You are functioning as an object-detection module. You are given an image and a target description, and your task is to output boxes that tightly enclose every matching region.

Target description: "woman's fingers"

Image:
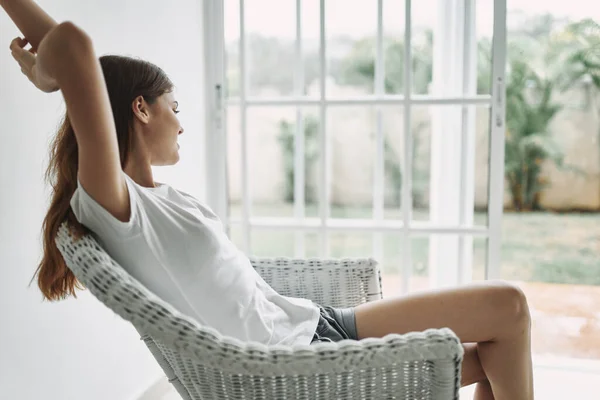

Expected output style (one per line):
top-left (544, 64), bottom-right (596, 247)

top-left (8, 36), bottom-right (57, 92)
top-left (9, 37), bottom-right (27, 51)
top-left (10, 36), bottom-right (35, 69)
top-left (11, 49), bottom-right (29, 71)
top-left (9, 37), bottom-right (33, 58)
top-left (9, 37), bottom-right (28, 61)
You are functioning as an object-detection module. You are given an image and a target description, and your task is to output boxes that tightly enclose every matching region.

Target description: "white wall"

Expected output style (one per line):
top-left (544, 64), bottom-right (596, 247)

top-left (0, 1), bottom-right (206, 399)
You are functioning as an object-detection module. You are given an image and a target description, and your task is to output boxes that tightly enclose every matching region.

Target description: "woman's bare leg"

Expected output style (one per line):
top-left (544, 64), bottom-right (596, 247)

top-left (474, 379), bottom-right (495, 400)
top-left (462, 343), bottom-right (494, 399)
top-left (353, 280), bottom-right (533, 400)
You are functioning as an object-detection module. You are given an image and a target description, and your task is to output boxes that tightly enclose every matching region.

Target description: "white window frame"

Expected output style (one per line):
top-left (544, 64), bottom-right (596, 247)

top-left (203, 0), bottom-right (507, 293)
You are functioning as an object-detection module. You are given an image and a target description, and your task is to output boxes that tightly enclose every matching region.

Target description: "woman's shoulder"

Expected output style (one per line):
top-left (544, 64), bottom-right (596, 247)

top-left (125, 176), bottom-right (221, 221)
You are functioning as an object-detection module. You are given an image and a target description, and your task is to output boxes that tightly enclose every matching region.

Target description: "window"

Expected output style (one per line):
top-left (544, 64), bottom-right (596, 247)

top-left (210, 0), bottom-right (505, 295)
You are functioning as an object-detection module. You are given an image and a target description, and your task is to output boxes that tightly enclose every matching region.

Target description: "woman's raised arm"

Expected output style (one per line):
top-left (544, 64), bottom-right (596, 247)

top-left (0, 0), bottom-right (57, 52)
top-left (35, 22), bottom-right (131, 222)
top-left (2, 1), bottom-right (131, 222)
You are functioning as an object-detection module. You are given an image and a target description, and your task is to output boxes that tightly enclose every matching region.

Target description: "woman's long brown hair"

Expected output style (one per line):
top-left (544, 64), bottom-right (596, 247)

top-left (34, 55), bottom-right (174, 301)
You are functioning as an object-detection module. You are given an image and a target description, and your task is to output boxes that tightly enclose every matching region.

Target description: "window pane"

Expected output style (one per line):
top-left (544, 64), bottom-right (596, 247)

top-left (301, 0), bottom-right (321, 98)
top-left (229, 227), bottom-right (320, 258)
top-left (245, 0), bottom-right (296, 97)
top-left (476, 0), bottom-right (494, 94)
top-left (328, 107), bottom-right (375, 219)
top-left (377, 236), bottom-right (431, 295)
top-left (242, 107), bottom-right (320, 218)
top-left (324, 1), bottom-right (408, 96)
top-left (224, 0), bottom-right (240, 98)
top-left (326, 0), bottom-right (377, 97)
top-left (329, 232), bottom-right (373, 258)
top-left (380, 233), bottom-right (404, 296)
top-left (409, 0), bottom-right (433, 95)
top-left (328, 233), bottom-right (406, 298)
top-left (250, 229), bottom-right (296, 257)
top-left (410, 236), bottom-right (431, 292)
top-left (382, 0), bottom-right (406, 94)
top-left (226, 0), bottom-right (322, 99)
top-left (381, 106), bottom-right (406, 218)
top-left (408, 105), bottom-right (490, 226)
top-left (304, 232), bottom-right (320, 258)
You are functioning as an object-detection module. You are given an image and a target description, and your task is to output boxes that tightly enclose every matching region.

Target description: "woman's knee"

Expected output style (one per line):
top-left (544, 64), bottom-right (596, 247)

top-left (486, 280), bottom-right (531, 334)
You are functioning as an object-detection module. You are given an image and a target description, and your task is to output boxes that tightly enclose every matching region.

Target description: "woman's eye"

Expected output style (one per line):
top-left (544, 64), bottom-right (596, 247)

top-left (174, 109), bottom-right (180, 114)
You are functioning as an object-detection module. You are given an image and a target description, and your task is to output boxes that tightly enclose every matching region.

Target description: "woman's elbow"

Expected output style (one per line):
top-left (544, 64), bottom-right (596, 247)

top-left (38, 21), bottom-right (95, 79)
top-left (49, 21), bottom-right (93, 54)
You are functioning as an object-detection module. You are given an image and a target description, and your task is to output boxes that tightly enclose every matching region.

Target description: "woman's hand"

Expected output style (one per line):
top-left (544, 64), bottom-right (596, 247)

top-left (10, 36), bottom-right (59, 93)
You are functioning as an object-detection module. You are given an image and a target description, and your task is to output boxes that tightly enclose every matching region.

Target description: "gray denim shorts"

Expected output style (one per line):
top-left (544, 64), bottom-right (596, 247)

top-left (310, 304), bottom-right (359, 344)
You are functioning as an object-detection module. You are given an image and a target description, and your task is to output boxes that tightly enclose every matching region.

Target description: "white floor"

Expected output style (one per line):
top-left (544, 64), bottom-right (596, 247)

top-left (140, 358), bottom-right (600, 399)
top-left (461, 365), bottom-right (598, 399)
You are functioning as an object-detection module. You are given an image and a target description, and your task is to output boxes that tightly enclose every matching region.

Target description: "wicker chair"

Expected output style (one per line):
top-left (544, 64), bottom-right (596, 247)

top-left (56, 223), bottom-right (463, 400)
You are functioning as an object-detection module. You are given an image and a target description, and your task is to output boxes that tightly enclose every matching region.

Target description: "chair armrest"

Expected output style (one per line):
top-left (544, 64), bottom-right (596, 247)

top-left (146, 320), bottom-right (463, 395)
top-left (250, 257), bottom-right (383, 308)
top-left (141, 323), bottom-right (463, 399)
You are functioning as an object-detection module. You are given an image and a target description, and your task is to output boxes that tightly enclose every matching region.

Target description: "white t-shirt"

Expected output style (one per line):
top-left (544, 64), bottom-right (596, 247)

top-left (70, 173), bottom-right (320, 346)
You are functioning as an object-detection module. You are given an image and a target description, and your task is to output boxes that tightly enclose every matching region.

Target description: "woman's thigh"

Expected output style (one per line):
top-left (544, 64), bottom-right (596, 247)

top-left (353, 279), bottom-right (529, 343)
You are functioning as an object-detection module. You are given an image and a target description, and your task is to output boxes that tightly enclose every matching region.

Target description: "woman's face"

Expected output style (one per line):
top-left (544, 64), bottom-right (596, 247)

top-left (134, 91), bottom-right (184, 166)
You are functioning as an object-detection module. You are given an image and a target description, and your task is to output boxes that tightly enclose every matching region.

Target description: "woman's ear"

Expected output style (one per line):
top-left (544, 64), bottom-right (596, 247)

top-left (131, 95), bottom-right (150, 124)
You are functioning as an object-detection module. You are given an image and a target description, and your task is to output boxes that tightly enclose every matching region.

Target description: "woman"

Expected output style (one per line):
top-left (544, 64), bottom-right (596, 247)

top-left (1, 1), bottom-right (533, 399)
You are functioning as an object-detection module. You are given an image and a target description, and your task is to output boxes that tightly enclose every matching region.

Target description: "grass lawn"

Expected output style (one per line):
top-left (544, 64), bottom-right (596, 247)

top-left (229, 203), bottom-right (600, 286)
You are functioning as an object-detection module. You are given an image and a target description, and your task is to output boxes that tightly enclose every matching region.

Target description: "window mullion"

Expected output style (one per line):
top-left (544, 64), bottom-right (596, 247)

top-left (228, 95), bottom-right (493, 107)
top-left (239, 0), bottom-right (251, 253)
top-left (373, 0), bottom-right (385, 269)
top-left (231, 217), bottom-right (489, 235)
top-left (318, 0), bottom-right (329, 257)
top-left (204, 0), bottom-right (228, 236)
top-left (457, 0), bottom-right (478, 284)
top-left (487, 0), bottom-right (507, 280)
top-left (401, 0), bottom-right (413, 296)
top-left (294, 0), bottom-right (306, 258)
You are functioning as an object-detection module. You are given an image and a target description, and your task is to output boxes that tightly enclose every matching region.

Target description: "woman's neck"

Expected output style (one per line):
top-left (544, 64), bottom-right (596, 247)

top-left (123, 155), bottom-right (156, 188)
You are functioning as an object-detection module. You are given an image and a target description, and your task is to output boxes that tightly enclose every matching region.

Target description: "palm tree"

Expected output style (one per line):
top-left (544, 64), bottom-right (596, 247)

top-left (556, 19), bottom-right (600, 208)
top-left (471, 15), bottom-right (570, 211)
top-left (504, 60), bottom-right (563, 211)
